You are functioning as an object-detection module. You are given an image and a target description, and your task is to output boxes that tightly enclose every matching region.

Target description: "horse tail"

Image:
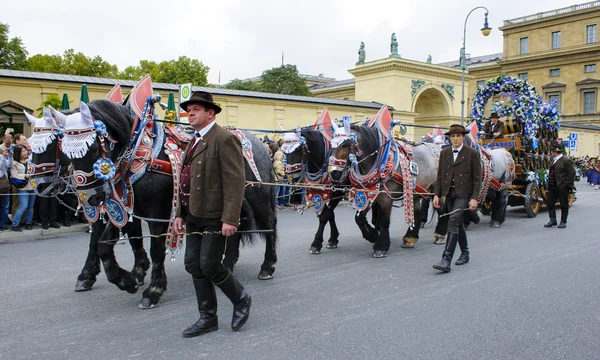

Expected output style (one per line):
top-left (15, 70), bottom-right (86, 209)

top-left (239, 198), bottom-right (258, 246)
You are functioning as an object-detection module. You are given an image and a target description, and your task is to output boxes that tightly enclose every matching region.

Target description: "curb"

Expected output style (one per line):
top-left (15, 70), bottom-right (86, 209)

top-left (1, 223), bottom-right (89, 244)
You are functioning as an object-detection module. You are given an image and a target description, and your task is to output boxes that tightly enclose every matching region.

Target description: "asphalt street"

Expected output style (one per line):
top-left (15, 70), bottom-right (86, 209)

top-left (1, 181), bottom-right (599, 360)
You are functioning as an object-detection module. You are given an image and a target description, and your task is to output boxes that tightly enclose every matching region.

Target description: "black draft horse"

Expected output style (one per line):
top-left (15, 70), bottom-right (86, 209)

top-left (53, 100), bottom-right (277, 309)
top-left (281, 128), bottom-right (346, 254)
top-left (29, 108), bottom-right (150, 292)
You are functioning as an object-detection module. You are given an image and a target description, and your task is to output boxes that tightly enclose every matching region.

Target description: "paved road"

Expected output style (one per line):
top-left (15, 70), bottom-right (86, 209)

top-left (1, 182), bottom-right (599, 360)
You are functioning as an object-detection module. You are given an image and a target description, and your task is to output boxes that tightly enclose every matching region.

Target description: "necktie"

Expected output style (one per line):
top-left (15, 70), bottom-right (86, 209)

top-left (195, 132), bottom-right (201, 138)
top-left (453, 149), bottom-right (459, 153)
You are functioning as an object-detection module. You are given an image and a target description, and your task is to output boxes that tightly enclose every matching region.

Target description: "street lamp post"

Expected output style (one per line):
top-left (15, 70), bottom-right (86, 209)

top-left (460, 6), bottom-right (492, 126)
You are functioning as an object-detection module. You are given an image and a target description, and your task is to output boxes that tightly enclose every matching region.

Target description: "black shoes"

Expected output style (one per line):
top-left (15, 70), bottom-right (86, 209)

top-left (216, 273), bottom-right (252, 331)
top-left (558, 222), bottom-right (567, 229)
top-left (544, 219), bottom-right (557, 228)
top-left (50, 222), bottom-right (61, 229)
top-left (183, 278), bottom-right (219, 338)
top-left (433, 233), bottom-right (458, 273)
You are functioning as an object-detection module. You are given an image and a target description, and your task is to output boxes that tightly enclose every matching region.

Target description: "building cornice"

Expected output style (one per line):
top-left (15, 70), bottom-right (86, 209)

top-left (501, 44), bottom-right (600, 65)
top-left (349, 57), bottom-right (472, 80)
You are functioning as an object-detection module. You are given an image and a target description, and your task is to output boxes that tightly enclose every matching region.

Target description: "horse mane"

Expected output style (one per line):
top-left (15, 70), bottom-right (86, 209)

top-left (351, 124), bottom-right (380, 156)
top-left (302, 128), bottom-right (327, 171)
top-left (86, 100), bottom-right (133, 145)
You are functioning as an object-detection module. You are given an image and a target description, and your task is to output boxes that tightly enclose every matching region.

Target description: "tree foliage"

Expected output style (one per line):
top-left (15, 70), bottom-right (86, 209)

top-left (223, 79), bottom-right (262, 92)
top-left (0, 23), bottom-right (28, 70)
top-left (260, 65), bottom-right (312, 96)
top-left (224, 65), bottom-right (312, 96)
top-left (36, 93), bottom-right (62, 112)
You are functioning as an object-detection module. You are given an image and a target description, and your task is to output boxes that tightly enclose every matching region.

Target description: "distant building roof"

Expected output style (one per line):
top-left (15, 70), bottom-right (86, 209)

top-left (243, 73), bottom-right (336, 84)
top-left (437, 53), bottom-right (503, 69)
top-left (503, 1), bottom-right (600, 26)
top-left (560, 122), bottom-right (600, 131)
top-left (309, 78), bottom-right (356, 90)
top-left (0, 69), bottom-right (390, 110)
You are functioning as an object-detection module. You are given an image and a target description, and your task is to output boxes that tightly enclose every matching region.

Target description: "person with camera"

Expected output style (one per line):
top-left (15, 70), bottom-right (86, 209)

top-left (10, 145), bottom-right (36, 232)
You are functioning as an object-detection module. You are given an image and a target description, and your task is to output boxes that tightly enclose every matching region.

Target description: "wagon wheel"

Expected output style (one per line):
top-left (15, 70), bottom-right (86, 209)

top-left (524, 181), bottom-right (541, 218)
top-left (479, 199), bottom-right (492, 215)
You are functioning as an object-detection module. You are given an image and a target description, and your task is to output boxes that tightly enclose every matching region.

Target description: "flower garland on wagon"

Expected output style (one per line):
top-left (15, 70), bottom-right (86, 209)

top-left (471, 74), bottom-right (544, 140)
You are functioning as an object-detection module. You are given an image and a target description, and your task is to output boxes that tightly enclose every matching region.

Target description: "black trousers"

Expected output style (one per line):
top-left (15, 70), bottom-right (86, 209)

top-left (184, 213), bottom-right (229, 284)
top-left (39, 196), bottom-right (57, 225)
top-left (444, 189), bottom-right (469, 234)
top-left (546, 185), bottom-right (570, 222)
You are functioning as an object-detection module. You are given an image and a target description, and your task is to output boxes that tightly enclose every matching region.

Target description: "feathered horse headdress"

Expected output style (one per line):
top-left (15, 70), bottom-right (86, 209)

top-left (280, 125), bottom-right (304, 154)
top-left (52, 102), bottom-right (99, 159)
top-left (24, 107), bottom-right (60, 154)
top-left (330, 117), bottom-right (353, 149)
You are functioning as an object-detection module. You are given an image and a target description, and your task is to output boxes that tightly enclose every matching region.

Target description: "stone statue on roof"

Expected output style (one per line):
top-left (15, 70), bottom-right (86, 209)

top-left (426, 55), bottom-right (432, 64)
top-left (391, 33), bottom-right (399, 57)
top-left (357, 42), bottom-right (366, 64)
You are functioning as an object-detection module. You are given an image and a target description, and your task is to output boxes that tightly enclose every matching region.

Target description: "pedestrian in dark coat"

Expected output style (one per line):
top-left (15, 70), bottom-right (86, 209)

top-left (544, 142), bottom-right (576, 229)
top-left (174, 91), bottom-right (251, 337)
top-left (433, 124), bottom-right (482, 273)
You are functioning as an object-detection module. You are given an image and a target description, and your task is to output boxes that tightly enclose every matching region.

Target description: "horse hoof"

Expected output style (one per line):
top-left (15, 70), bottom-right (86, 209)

top-left (308, 247), bottom-right (321, 254)
top-left (373, 250), bottom-right (387, 258)
top-left (402, 237), bottom-right (417, 248)
top-left (138, 297), bottom-right (159, 309)
top-left (325, 243), bottom-right (338, 249)
top-left (74, 279), bottom-right (95, 292)
top-left (258, 269), bottom-right (274, 280)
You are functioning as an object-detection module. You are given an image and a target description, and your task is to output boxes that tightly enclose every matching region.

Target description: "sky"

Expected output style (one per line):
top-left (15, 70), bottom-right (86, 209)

top-left (4, 0), bottom-right (572, 84)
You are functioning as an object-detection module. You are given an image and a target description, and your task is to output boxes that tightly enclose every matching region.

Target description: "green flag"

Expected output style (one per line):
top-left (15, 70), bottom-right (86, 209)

top-left (80, 84), bottom-right (89, 103)
top-left (167, 92), bottom-right (176, 111)
top-left (61, 93), bottom-right (70, 110)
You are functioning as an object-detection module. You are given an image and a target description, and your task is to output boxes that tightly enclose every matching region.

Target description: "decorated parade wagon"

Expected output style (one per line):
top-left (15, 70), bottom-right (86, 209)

top-left (471, 74), bottom-right (574, 218)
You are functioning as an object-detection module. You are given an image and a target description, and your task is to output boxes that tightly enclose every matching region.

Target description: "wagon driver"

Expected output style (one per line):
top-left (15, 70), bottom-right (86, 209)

top-left (433, 124), bottom-right (482, 273)
top-left (174, 91), bottom-right (252, 337)
top-left (483, 112), bottom-right (505, 139)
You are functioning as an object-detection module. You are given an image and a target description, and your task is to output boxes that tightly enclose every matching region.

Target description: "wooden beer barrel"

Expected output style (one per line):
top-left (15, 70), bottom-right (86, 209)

top-left (503, 117), bottom-right (522, 136)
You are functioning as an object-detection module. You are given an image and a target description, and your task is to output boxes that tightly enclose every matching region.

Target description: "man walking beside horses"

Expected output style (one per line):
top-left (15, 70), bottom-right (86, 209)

top-left (544, 142), bottom-right (575, 229)
top-left (173, 91), bottom-right (252, 337)
top-left (433, 124), bottom-right (482, 273)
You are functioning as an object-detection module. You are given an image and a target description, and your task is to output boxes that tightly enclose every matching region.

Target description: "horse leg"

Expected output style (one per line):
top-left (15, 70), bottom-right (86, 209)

top-left (125, 219), bottom-right (150, 286)
top-left (74, 221), bottom-right (105, 292)
top-left (355, 208), bottom-right (378, 243)
top-left (139, 222), bottom-right (168, 309)
top-left (309, 209), bottom-right (328, 254)
top-left (257, 204), bottom-right (277, 280)
top-left (96, 223), bottom-right (139, 294)
top-left (402, 195), bottom-right (425, 248)
top-left (325, 196), bottom-right (343, 249)
top-left (223, 233), bottom-right (241, 272)
top-left (372, 200), bottom-right (391, 258)
top-left (434, 209), bottom-right (448, 245)
top-left (491, 189), bottom-right (509, 227)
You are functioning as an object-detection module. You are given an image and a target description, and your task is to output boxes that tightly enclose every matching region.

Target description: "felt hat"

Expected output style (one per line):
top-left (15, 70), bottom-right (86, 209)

top-left (180, 91), bottom-right (222, 114)
top-left (444, 124), bottom-right (469, 136)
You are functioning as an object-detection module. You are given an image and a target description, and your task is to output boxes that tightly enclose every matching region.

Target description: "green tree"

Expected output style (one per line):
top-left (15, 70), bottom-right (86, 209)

top-left (260, 65), bottom-right (311, 96)
top-left (27, 54), bottom-right (63, 73)
top-left (223, 78), bottom-right (262, 91)
top-left (0, 23), bottom-right (28, 70)
top-left (154, 56), bottom-right (209, 85)
top-left (36, 93), bottom-right (62, 112)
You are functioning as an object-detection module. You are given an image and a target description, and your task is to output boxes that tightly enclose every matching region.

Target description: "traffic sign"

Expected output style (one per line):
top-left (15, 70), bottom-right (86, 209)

top-left (562, 140), bottom-right (569, 149)
top-left (569, 140), bottom-right (577, 151)
top-left (342, 116), bottom-right (352, 123)
top-left (570, 133), bottom-right (578, 141)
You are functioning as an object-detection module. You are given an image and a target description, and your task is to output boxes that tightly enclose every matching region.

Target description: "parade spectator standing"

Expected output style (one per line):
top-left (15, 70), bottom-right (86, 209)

top-left (0, 132), bottom-right (13, 153)
top-left (10, 145), bottom-right (35, 232)
top-left (433, 124), bottom-right (482, 273)
top-left (0, 146), bottom-right (12, 232)
top-left (272, 146), bottom-right (290, 208)
top-left (482, 112), bottom-right (505, 139)
top-left (545, 142), bottom-right (576, 228)
top-left (173, 91), bottom-right (251, 338)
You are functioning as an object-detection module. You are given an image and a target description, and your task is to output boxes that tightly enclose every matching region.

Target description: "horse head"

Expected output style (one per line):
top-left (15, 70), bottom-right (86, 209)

top-left (328, 118), bottom-right (360, 182)
top-left (27, 107), bottom-right (69, 197)
top-left (59, 101), bottom-right (126, 207)
top-left (280, 126), bottom-right (306, 182)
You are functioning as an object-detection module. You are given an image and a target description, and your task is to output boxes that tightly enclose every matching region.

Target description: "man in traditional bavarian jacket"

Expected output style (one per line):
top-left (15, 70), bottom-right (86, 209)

top-left (544, 142), bottom-right (575, 229)
top-left (433, 124), bottom-right (482, 273)
top-left (173, 91), bottom-right (251, 337)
